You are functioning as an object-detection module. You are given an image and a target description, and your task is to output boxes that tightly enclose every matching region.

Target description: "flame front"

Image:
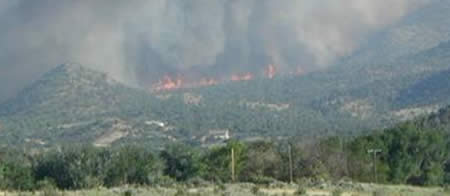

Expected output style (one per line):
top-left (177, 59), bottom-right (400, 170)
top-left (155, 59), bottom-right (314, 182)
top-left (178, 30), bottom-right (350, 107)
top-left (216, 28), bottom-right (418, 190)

top-left (153, 75), bottom-right (183, 91)
top-left (152, 76), bottom-right (219, 91)
top-left (151, 65), bottom-right (305, 92)
top-left (231, 73), bottom-right (253, 81)
top-left (198, 78), bottom-right (218, 86)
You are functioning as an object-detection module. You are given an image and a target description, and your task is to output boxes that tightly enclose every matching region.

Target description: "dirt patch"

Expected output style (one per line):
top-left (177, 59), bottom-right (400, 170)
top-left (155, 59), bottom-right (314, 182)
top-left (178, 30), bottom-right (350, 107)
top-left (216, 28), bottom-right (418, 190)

top-left (307, 190), bottom-right (331, 196)
top-left (340, 99), bottom-right (373, 119)
top-left (94, 120), bottom-right (131, 147)
top-left (184, 93), bottom-right (203, 105)
top-left (240, 100), bottom-right (290, 111)
top-left (392, 105), bottom-right (439, 121)
top-left (261, 188), bottom-right (296, 195)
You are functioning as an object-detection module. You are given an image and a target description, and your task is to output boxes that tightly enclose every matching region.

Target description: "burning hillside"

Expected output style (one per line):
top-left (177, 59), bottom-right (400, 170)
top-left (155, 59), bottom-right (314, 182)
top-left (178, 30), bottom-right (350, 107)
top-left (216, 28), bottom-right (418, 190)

top-left (150, 64), bottom-right (285, 92)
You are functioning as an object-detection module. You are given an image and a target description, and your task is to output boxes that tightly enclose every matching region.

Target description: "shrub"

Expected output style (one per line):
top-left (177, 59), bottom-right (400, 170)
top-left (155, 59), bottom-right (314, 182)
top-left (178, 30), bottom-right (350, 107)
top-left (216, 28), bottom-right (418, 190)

top-left (217, 183), bottom-right (226, 191)
top-left (149, 175), bottom-right (176, 187)
top-left (332, 189), bottom-right (343, 196)
top-left (444, 184), bottom-right (450, 193)
top-left (41, 186), bottom-right (60, 196)
top-left (251, 186), bottom-right (260, 195)
top-left (294, 186), bottom-right (307, 196)
top-left (248, 176), bottom-right (278, 185)
top-left (36, 178), bottom-right (57, 190)
top-left (2, 161), bottom-right (35, 191)
top-left (186, 176), bottom-right (210, 187)
top-left (372, 189), bottom-right (388, 196)
top-left (123, 189), bottom-right (133, 196)
top-left (174, 188), bottom-right (187, 196)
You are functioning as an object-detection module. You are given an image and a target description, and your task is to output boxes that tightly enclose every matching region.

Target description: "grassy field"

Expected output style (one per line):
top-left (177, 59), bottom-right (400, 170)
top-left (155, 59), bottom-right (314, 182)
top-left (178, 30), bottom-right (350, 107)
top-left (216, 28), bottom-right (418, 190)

top-left (1, 183), bottom-right (448, 196)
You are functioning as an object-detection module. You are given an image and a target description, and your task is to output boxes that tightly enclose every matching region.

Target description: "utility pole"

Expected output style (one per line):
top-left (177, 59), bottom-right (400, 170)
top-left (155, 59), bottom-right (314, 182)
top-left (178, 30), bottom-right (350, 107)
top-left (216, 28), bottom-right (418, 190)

top-left (231, 147), bottom-right (235, 182)
top-left (288, 144), bottom-right (293, 184)
top-left (367, 149), bottom-right (382, 184)
top-left (342, 137), bottom-right (349, 176)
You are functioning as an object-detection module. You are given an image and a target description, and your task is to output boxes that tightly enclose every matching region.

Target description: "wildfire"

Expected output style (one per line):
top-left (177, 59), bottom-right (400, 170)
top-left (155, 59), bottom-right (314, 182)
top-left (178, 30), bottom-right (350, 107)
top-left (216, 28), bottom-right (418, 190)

top-left (153, 75), bottom-right (183, 91)
top-left (152, 76), bottom-right (219, 92)
top-left (198, 78), bottom-right (218, 86)
top-left (151, 64), bottom-right (304, 92)
top-left (264, 64), bottom-right (277, 79)
top-left (231, 73), bottom-right (253, 81)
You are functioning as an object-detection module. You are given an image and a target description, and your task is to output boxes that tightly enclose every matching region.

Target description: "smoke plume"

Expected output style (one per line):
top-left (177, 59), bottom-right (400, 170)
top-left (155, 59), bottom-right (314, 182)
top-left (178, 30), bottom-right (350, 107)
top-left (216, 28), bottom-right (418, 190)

top-left (0, 0), bottom-right (429, 100)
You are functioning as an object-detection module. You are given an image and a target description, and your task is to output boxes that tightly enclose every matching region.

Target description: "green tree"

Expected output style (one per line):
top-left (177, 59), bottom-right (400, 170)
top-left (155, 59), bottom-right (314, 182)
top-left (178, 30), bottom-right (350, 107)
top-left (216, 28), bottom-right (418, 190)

top-left (241, 141), bottom-right (283, 183)
top-left (160, 144), bottom-right (203, 181)
top-left (105, 145), bottom-right (163, 187)
top-left (202, 140), bottom-right (247, 182)
top-left (0, 150), bottom-right (35, 191)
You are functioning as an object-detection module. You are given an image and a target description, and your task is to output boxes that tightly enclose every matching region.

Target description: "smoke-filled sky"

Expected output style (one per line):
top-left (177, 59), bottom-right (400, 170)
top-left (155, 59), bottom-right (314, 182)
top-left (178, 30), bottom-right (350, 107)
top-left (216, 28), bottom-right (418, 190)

top-left (0, 0), bottom-right (430, 102)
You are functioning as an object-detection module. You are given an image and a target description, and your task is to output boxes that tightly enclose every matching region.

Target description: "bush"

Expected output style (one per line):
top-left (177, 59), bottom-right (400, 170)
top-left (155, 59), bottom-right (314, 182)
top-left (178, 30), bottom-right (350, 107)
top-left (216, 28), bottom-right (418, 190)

top-left (104, 146), bottom-right (163, 187)
top-left (36, 178), bottom-right (57, 190)
top-left (1, 160), bottom-right (35, 191)
top-left (443, 184), bottom-right (450, 193)
top-left (174, 188), bottom-right (187, 196)
top-left (251, 186), bottom-right (260, 195)
top-left (123, 189), bottom-right (133, 196)
top-left (149, 175), bottom-right (176, 187)
top-left (372, 189), bottom-right (388, 196)
top-left (294, 186), bottom-right (307, 196)
top-left (295, 177), bottom-right (313, 188)
top-left (41, 186), bottom-right (60, 196)
top-left (186, 176), bottom-right (210, 187)
top-left (82, 175), bottom-right (103, 189)
top-left (248, 176), bottom-right (278, 185)
top-left (332, 189), bottom-right (343, 196)
top-left (216, 183), bottom-right (226, 191)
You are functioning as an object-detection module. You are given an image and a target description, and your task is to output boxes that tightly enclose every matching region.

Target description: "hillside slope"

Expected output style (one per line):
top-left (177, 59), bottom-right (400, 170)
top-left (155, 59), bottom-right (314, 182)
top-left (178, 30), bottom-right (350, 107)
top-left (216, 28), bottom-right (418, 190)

top-left (0, 64), bottom-right (171, 147)
top-left (1, 44), bottom-right (450, 148)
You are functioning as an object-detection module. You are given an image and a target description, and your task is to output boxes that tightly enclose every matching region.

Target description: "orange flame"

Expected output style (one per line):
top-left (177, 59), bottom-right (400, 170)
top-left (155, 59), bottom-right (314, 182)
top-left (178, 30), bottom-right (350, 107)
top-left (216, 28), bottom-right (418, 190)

top-left (198, 78), bottom-right (218, 86)
top-left (264, 64), bottom-right (277, 79)
top-left (152, 76), bottom-right (220, 91)
top-left (231, 73), bottom-right (253, 81)
top-left (153, 75), bottom-right (183, 91)
top-left (152, 65), bottom-right (295, 92)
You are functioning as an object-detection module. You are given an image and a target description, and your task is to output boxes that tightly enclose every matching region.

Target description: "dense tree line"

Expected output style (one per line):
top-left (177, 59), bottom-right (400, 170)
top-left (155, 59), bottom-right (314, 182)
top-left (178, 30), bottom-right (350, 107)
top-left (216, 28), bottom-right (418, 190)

top-left (0, 117), bottom-right (449, 191)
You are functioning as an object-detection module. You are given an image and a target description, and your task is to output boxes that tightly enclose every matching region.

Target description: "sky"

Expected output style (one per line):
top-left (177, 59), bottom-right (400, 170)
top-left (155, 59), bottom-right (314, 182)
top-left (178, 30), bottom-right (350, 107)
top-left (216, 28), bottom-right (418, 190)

top-left (0, 0), bottom-right (431, 102)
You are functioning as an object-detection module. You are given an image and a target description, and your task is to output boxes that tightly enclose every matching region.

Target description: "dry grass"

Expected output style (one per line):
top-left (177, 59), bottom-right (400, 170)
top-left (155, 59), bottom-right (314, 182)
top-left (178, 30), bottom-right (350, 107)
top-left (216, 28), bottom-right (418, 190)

top-left (1, 183), bottom-right (448, 196)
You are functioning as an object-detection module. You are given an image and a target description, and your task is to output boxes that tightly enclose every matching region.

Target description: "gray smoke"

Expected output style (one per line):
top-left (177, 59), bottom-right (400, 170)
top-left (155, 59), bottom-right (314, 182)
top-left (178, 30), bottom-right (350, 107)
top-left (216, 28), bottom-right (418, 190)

top-left (0, 0), bottom-right (429, 101)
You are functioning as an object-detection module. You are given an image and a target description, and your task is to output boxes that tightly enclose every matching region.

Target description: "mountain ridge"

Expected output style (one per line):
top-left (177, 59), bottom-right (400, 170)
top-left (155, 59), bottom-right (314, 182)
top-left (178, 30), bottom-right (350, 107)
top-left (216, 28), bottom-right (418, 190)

top-left (1, 52), bottom-right (449, 148)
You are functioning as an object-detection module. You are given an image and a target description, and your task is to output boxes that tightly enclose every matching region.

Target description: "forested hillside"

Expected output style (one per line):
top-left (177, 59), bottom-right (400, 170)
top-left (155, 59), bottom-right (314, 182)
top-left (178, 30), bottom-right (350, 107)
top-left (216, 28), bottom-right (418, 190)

top-left (1, 45), bottom-right (450, 148)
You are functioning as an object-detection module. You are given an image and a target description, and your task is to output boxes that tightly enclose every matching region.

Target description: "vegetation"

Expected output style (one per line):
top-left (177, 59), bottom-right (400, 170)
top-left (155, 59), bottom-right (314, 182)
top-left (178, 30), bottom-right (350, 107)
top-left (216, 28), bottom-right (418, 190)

top-left (1, 2), bottom-right (450, 195)
top-left (0, 106), bottom-right (449, 191)
top-left (0, 184), bottom-right (446, 196)
top-left (0, 44), bottom-right (449, 149)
